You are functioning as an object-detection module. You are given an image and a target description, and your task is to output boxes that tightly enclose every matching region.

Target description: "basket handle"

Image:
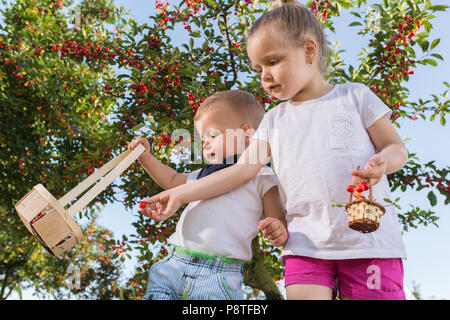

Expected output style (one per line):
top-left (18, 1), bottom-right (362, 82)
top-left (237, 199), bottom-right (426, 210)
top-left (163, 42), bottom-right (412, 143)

top-left (349, 179), bottom-right (373, 202)
top-left (58, 144), bottom-right (145, 217)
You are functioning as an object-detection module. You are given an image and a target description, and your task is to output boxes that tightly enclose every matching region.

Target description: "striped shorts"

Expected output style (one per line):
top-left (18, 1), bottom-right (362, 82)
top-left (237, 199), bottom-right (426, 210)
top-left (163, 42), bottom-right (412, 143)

top-left (142, 247), bottom-right (244, 300)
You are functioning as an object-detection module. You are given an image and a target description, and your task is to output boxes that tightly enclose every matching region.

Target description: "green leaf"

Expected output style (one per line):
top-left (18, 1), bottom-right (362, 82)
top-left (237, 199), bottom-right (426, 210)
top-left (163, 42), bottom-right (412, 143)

top-left (182, 281), bottom-right (191, 300)
top-left (420, 40), bottom-right (429, 52)
top-left (331, 200), bottom-right (344, 208)
top-left (427, 191), bottom-right (437, 206)
top-left (429, 5), bottom-right (449, 12)
top-left (349, 21), bottom-right (363, 27)
top-left (430, 38), bottom-right (441, 50)
top-left (131, 123), bottom-right (145, 132)
top-left (431, 53), bottom-right (444, 61)
top-left (423, 58), bottom-right (437, 66)
top-left (190, 30), bottom-right (201, 37)
top-left (350, 11), bottom-right (361, 19)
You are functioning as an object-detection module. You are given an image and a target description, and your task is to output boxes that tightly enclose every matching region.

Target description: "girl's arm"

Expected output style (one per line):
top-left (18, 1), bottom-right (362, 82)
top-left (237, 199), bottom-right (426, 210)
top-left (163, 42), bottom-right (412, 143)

top-left (143, 139), bottom-right (272, 220)
top-left (352, 115), bottom-right (408, 184)
top-left (129, 138), bottom-right (188, 190)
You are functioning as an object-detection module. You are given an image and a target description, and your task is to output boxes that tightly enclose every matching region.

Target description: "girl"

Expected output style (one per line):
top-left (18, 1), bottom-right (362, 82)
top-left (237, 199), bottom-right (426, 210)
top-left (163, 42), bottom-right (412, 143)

top-left (142, 0), bottom-right (408, 300)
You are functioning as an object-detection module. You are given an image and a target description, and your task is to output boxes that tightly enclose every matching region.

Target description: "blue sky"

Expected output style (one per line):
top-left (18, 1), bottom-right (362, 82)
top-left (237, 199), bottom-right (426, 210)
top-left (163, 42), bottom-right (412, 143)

top-left (7, 1), bottom-right (449, 299)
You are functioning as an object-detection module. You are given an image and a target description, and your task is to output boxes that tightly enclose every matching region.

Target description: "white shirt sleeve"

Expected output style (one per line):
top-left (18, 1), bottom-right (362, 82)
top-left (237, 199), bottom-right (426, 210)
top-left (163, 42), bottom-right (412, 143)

top-left (257, 166), bottom-right (278, 199)
top-left (186, 169), bottom-right (201, 182)
top-left (357, 84), bottom-right (393, 128)
top-left (251, 110), bottom-right (273, 143)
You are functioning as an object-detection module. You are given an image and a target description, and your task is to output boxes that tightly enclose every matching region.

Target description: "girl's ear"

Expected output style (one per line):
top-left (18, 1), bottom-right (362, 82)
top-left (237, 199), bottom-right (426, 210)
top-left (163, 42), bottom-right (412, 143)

top-left (303, 38), bottom-right (319, 65)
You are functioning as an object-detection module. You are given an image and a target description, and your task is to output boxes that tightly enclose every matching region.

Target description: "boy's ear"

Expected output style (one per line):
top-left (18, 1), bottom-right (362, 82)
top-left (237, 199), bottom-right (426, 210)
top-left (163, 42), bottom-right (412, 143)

top-left (241, 123), bottom-right (255, 144)
top-left (241, 123), bottom-right (254, 134)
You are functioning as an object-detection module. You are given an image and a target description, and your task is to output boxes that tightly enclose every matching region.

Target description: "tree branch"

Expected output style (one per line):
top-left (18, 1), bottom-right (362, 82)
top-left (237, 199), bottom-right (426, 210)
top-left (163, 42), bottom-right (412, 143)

top-left (243, 237), bottom-right (284, 300)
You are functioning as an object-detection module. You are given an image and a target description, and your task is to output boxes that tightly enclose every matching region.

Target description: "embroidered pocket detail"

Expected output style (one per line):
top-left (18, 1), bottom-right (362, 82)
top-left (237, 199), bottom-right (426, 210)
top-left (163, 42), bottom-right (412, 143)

top-left (328, 112), bottom-right (364, 151)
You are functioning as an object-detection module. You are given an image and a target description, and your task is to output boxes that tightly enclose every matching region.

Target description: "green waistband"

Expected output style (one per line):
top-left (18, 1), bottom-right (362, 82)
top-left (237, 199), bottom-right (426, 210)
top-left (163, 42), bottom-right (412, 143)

top-left (173, 246), bottom-right (245, 265)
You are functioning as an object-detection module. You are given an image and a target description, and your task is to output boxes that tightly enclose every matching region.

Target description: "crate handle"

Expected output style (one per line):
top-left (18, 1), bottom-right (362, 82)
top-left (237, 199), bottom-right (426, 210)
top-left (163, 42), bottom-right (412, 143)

top-left (57, 144), bottom-right (145, 217)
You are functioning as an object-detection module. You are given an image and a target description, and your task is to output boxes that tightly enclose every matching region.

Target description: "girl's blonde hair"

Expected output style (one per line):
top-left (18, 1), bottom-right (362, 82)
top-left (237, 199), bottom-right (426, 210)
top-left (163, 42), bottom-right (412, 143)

top-left (248, 0), bottom-right (329, 73)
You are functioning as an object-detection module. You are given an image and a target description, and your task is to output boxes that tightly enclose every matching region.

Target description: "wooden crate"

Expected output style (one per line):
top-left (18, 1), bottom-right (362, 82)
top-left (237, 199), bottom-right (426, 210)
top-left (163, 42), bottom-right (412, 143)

top-left (14, 144), bottom-right (145, 257)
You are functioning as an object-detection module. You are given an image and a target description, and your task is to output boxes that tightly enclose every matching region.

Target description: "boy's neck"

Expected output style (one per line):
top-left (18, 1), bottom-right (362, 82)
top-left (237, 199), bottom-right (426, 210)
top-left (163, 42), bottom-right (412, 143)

top-left (221, 153), bottom-right (241, 165)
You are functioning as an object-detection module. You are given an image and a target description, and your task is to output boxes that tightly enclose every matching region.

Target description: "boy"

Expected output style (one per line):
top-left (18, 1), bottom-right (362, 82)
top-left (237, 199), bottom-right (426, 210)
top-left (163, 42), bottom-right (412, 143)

top-left (129, 90), bottom-right (287, 300)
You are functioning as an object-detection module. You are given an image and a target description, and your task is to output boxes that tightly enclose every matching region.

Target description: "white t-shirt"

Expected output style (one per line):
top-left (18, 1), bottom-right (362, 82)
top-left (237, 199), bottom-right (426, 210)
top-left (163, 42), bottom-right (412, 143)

top-left (252, 82), bottom-right (407, 260)
top-left (168, 166), bottom-right (279, 261)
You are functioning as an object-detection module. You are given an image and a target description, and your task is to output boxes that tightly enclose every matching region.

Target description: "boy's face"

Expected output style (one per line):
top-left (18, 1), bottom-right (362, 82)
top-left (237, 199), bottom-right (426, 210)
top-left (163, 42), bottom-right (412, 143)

top-left (246, 27), bottom-right (316, 101)
top-left (195, 107), bottom-right (253, 164)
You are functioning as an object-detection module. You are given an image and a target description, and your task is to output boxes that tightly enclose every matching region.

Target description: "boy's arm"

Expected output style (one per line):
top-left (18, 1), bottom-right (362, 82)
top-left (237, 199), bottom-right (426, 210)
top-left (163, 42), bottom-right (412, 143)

top-left (352, 115), bottom-right (408, 185)
top-left (259, 186), bottom-right (288, 247)
top-left (139, 154), bottom-right (188, 189)
top-left (129, 138), bottom-right (188, 190)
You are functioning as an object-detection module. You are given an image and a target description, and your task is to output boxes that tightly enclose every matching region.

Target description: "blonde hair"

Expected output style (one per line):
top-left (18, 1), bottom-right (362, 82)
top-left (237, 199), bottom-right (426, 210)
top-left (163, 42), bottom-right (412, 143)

top-left (248, 0), bottom-right (329, 73)
top-left (194, 90), bottom-right (265, 129)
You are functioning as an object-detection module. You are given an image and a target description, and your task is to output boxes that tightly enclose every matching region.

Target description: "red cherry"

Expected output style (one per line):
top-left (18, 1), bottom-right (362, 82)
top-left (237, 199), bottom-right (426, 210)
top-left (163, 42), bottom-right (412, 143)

top-left (139, 201), bottom-right (147, 209)
top-left (361, 181), bottom-right (370, 191)
top-left (356, 184), bottom-right (365, 193)
top-left (346, 185), bottom-right (355, 193)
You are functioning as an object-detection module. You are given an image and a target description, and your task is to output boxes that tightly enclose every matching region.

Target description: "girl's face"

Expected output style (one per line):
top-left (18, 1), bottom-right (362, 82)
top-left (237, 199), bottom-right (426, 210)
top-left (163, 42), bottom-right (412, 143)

top-left (246, 28), bottom-right (317, 101)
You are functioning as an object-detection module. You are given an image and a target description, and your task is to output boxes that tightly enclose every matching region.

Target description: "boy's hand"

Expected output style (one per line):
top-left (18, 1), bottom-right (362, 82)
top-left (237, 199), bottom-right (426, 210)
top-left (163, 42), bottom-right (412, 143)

top-left (129, 138), bottom-right (151, 162)
top-left (143, 186), bottom-right (184, 220)
top-left (351, 154), bottom-right (388, 186)
top-left (258, 217), bottom-right (288, 247)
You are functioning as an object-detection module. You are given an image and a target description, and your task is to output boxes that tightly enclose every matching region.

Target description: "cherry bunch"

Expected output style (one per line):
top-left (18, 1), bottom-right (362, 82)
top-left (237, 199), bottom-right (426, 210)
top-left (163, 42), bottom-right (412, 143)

top-left (369, 15), bottom-right (423, 122)
top-left (256, 94), bottom-right (277, 109)
top-left (347, 180), bottom-right (370, 200)
top-left (188, 92), bottom-right (206, 114)
top-left (310, 0), bottom-right (331, 21)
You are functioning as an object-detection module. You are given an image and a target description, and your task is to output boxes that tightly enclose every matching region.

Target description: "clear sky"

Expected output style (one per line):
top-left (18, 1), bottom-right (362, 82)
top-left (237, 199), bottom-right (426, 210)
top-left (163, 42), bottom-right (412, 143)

top-left (7, 0), bottom-right (449, 299)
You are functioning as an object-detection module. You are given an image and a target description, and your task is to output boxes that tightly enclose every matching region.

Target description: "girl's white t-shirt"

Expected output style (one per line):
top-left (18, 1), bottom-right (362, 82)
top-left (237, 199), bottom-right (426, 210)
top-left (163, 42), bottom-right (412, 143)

top-left (252, 82), bottom-right (407, 260)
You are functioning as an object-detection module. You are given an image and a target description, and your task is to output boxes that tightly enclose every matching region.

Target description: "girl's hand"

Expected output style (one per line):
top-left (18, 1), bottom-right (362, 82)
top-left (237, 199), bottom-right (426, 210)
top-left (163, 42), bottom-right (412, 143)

top-left (129, 138), bottom-right (151, 162)
top-left (258, 217), bottom-right (288, 247)
top-left (351, 154), bottom-right (388, 186)
top-left (143, 186), bottom-right (184, 220)
top-left (139, 201), bottom-right (160, 220)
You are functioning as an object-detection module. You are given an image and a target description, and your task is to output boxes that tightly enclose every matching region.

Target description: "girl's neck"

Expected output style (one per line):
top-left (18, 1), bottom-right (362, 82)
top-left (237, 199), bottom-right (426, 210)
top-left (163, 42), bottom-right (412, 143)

top-left (290, 76), bottom-right (334, 103)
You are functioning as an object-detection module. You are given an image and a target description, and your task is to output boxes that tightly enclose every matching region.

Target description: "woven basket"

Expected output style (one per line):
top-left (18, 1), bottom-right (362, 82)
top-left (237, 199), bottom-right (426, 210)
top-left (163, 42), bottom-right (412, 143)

top-left (345, 182), bottom-right (385, 233)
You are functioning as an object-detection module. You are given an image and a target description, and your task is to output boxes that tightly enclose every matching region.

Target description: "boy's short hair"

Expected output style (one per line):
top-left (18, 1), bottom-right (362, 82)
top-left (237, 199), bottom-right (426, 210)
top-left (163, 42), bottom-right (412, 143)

top-left (194, 90), bottom-right (265, 128)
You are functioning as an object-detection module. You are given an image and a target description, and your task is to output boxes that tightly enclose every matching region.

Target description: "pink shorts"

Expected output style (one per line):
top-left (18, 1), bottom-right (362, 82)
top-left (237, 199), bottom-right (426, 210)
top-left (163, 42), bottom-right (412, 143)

top-left (284, 255), bottom-right (406, 300)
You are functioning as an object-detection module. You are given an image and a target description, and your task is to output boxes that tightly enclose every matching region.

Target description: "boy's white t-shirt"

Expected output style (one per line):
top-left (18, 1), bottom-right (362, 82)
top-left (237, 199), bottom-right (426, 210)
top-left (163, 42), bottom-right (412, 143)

top-left (168, 166), bottom-right (279, 261)
top-left (252, 82), bottom-right (407, 260)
